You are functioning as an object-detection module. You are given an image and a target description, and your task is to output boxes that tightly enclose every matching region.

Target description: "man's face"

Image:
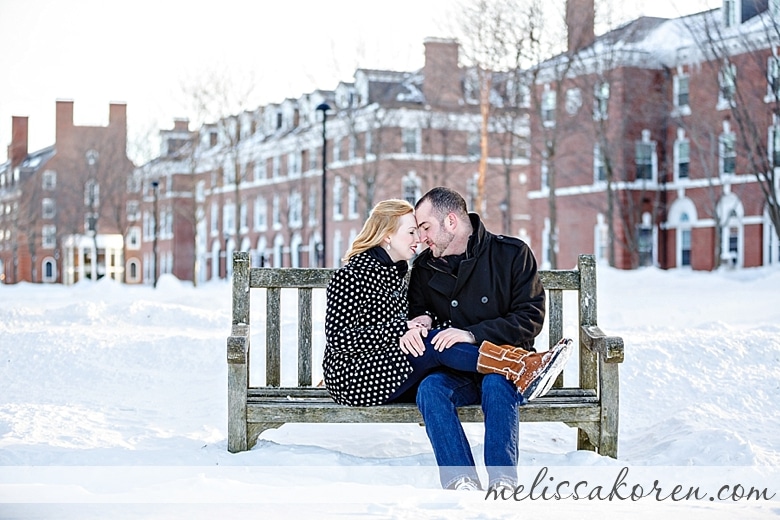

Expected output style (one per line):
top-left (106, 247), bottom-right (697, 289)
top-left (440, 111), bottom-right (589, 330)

top-left (415, 201), bottom-right (454, 258)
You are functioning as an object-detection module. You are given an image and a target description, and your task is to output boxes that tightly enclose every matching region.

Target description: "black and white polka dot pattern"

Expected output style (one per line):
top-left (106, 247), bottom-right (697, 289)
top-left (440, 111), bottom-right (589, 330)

top-left (323, 251), bottom-right (412, 407)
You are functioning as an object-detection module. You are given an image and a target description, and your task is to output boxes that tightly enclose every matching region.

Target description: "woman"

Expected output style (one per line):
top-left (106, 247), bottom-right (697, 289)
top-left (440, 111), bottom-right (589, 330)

top-left (323, 199), bottom-right (422, 406)
top-left (323, 199), bottom-right (570, 407)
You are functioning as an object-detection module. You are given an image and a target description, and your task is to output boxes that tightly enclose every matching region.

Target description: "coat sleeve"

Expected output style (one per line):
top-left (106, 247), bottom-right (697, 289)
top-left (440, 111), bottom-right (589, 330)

top-left (325, 268), bottom-right (408, 354)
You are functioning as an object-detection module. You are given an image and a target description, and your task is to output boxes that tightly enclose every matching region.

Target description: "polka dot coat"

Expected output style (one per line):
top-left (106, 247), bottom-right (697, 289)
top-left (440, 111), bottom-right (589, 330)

top-left (323, 251), bottom-right (412, 407)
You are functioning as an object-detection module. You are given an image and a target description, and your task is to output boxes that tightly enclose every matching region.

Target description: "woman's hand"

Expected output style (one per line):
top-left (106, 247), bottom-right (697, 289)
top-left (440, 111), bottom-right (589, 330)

top-left (400, 326), bottom-right (427, 357)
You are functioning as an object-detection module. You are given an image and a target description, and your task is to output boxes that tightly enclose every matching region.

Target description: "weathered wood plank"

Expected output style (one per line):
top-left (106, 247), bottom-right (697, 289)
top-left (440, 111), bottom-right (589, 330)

top-left (266, 287), bottom-right (281, 387)
top-left (598, 355), bottom-right (620, 457)
top-left (578, 254), bottom-right (598, 391)
top-left (248, 387), bottom-right (597, 399)
top-left (251, 268), bottom-right (334, 288)
top-left (232, 252), bottom-right (251, 326)
top-left (246, 401), bottom-right (601, 424)
top-left (298, 288), bottom-right (313, 386)
top-left (581, 325), bottom-right (624, 363)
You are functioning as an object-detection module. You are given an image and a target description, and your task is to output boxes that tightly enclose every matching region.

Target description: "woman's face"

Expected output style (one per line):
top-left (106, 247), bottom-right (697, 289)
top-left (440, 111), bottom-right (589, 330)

top-left (384, 212), bottom-right (420, 262)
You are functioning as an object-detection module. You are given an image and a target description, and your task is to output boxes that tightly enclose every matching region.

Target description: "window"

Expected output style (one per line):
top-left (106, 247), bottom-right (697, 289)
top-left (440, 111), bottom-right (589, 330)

top-left (42, 198), bottom-right (55, 219)
top-left (272, 195), bottom-right (280, 227)
top-left (333, 176), bottom-right (343, 220)
top-left (594, 144), bottom-right (606, 182)
top-left (718, 62), bottom-right (737, 108)
top-left (223, 203), bottom-right (235, 235)
top-left (770, 118), bottom-right (780, 168)
top-left (127, 227), bottom-right (141, 250)
top-left (467, 132), bottom-right (480, 157)
top-left (681, 226), bottom-right (692, 267)
top-left (240, 202), bottom-right (248, 232)
top-left (365, 130), bottom-right (374, 157)
top-left (720, 131), bottom-right (736, 175)
top-left (333, 137), bottom-right (342, 162)
top-left (542, 88), bottom-right (556, 125)
top-left (638, 213), bottom-right (653, 267)
top-left (593, 81), bottom-right (609, 120)
top-left (84, 179), bottom-right (99, 207)
top-left (288, 191), bottom-right (302, 227)
top-left (42, 258), bottom-right (56, 282)
top-left (85, 213), bottom-right (97, 233)
top-left (254, 197), bottom-right (267, 230)
top-left (272, 156), bottom-right (280, 178)
top-left (126, 201), bottom-right (139, 222)
top-left (675, 75), bottom-right (690, 108)
top-left (768, 56), bottom-right (780, 99)
top-left (308, 186), bottom-right (317, 225)
top-left (540, 156), bottom-right (549, 190)
top-left (42, 225), bottom-right (56, 249)
top-left (635, 133), bottom-right (655, 181)
top-left (402, 172), bottom-right (420, 205)
top-left (348, 177), bottom-right (359, 219)
top-left (348, 135), bottom-right (356, 160)
top-left (308, 148), bottom-right (317, 171)
top-left (675, 131), bottom-right (690, 180)
top-left (210, 202), bottom-right (218, 234)
top-left (42, 170), bottom-right (56, 190)
top-left (127, 259), bottom-right (140, 282)
top-left (288, 152), bottom-right (300, 177)
top-left (402, 128), bottom-right (420, 154)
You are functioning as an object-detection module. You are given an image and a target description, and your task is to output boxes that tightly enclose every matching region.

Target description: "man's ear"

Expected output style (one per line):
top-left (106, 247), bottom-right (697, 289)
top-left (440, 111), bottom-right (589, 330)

top-left (445, 212), bottom-right (457, 230)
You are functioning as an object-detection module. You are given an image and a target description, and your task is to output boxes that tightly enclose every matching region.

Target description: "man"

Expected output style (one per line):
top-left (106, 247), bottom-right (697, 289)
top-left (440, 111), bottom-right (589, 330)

top-left (401, 186), bottom-right (549, 492)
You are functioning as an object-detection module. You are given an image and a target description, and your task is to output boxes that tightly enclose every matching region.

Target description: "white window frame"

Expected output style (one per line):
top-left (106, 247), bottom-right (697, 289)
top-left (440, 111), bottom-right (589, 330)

top-left (348, 177), bottom-right (359, 219)
top-left (593, 81), bottom-right (609, 121)
top-left (673, 73), bottom-right (690, 113)
top-left (254, 197), bottom-right (267, 231)
top-left (767, 55), bottom-right (780, 100)
top-left (42, 224), bottom-right (56, 249)
top-left (542, 87), bottom-right (556, 126)
top-left (594, 144), bottom-right (606, 183)
top-left (674, 129), bottom-right (690, 181)
top-left (333, 176), bottom-right (344, 221)
top-left (42, 170), bottom-right (57, 190)
top-left (402, 128), bottom-right (420, 154)
top-left (42, 257), bottom-right (57, 283)
top-left (42, 198), bottom-right (55, 219)
top-left (718, 62), bottom-right (737, 109)
top-left (719, 131), bottom-right (737, 176)
top-left (127, 226), bottom-right (141, 250)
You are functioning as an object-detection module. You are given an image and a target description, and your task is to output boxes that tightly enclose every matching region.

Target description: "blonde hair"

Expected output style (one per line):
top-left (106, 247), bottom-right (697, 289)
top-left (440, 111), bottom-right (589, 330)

top-left (343, 199), bottom-right (414, 261)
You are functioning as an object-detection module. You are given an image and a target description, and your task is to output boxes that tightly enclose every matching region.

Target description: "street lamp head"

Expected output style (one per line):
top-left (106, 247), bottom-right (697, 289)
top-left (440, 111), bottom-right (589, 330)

top-left (151, 180), bottom-right (159, 189)
top-left (315, 102), bottom-right (331, 113)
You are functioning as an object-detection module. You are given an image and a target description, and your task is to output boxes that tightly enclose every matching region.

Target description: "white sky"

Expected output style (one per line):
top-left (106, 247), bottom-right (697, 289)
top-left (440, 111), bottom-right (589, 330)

top-left (0, 0), bottom-right (720, 163)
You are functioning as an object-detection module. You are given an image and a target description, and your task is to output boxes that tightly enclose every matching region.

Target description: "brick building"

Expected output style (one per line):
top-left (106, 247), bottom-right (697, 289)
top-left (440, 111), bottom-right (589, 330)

top-left (0, 101), bottom-right (139, 284)
top-left (527, 0), bottom-right (780, 270)
top-left (137, 38), bottom-right (530, 284)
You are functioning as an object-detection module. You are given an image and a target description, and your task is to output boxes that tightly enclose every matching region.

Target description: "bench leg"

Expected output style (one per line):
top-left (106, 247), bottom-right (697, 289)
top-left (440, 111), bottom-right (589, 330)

top-left (248, 422), bottom-right (284, 450)
top-left (598, 358), bottom-right (620, 458)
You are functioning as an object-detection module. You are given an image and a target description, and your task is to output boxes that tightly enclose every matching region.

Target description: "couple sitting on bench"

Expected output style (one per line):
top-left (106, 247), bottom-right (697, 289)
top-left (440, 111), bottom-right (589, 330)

top-left (323, 187), bottom-right (572, 493)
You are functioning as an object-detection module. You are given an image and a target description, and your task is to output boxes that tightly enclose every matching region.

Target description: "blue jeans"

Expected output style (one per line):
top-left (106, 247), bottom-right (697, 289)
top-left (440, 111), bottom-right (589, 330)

top-left (386, 329), bottom-right (480, 403)
top-left (416, 370), bottom-right (525, 489)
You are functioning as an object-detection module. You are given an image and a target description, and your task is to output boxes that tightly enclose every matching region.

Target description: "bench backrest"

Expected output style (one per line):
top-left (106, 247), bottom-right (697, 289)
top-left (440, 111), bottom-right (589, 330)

top-left (231, 252), bottom-right (599, 389)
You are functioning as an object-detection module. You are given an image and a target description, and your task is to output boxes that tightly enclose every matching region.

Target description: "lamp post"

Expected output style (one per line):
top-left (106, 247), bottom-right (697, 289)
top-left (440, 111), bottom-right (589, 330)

top-left (151, 180), bottom-right (159, 289)
top-left (315, 102), bottom-right (331, 267)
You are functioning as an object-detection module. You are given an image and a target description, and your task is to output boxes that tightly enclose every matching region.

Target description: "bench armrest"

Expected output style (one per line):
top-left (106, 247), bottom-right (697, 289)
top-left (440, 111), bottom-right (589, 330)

top-left (580, 325), bottom-right (624, 363)
top-left (227, 323), bottom-right (250, 364)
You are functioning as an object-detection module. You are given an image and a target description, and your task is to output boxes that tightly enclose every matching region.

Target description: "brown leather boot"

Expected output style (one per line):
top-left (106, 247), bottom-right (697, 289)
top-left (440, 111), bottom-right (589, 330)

top-left (477, 338), bottom-right (573, 400)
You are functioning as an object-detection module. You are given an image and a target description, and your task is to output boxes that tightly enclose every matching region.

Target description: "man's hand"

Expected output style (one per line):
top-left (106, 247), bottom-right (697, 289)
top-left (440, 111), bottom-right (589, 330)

top-left (430, 328), bottom-right (475, 352)
top-left (409, 314), bottom-right (432, 330)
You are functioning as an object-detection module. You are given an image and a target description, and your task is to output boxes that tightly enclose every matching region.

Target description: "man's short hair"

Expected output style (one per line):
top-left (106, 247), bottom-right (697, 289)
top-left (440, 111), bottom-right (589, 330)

top-left (415, 186), bottom-right (469, 220)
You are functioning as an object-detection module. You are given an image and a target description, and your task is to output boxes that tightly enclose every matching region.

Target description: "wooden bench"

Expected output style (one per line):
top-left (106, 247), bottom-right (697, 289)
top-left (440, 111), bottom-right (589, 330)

top-left (227, 252), bottom-right (624, 457)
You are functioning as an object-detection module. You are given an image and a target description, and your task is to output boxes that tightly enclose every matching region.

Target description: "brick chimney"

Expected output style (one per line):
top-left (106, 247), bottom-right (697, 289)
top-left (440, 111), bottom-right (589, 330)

top-left (7, 116), bottom-right (28, 168)
top-left (567, 0), bottom-right (595, 53)
top-left (55, 99), bottom-right (74, 145)
top-left (109, 102), bottom-right (127, 128)
top-left (422, 38), bottom-right (461, 107)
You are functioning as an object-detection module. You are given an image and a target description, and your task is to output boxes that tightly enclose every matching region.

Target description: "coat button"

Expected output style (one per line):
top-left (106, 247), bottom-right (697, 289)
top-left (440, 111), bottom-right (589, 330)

top-left (481, 296), bottom-right (488, 303)
top-left (451, 300), bottom-right (458, 307)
